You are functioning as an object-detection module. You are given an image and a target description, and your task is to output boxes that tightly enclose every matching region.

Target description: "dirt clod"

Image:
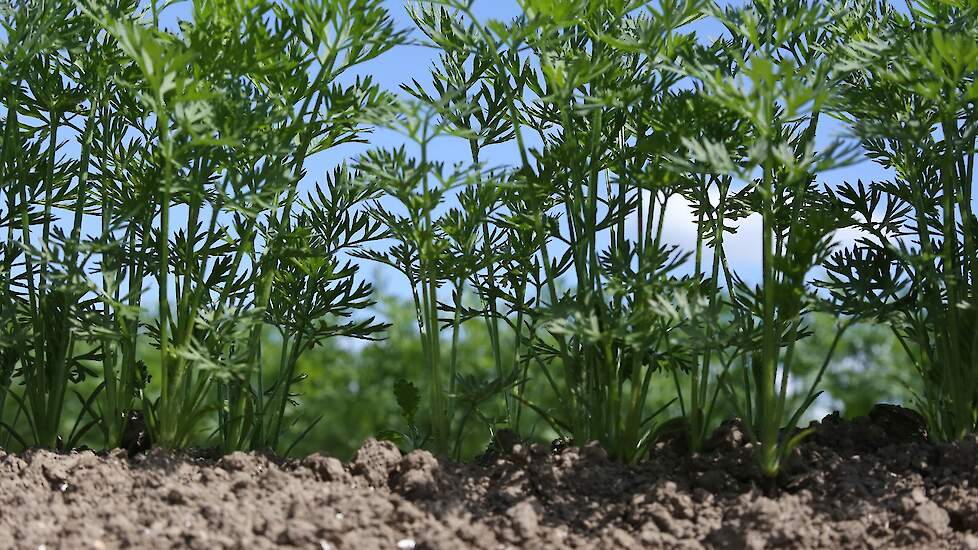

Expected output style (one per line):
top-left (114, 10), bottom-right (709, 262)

top-left (392, 450), bottom-right (439, 499)
top-left (351, 438), bottom-right (401, 487)
top-left (302, 453), bottom-right (349, 483)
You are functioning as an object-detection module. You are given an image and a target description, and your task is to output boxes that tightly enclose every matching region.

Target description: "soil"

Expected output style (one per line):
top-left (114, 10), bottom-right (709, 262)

top-left (0, 405), bottom-right (976, 549)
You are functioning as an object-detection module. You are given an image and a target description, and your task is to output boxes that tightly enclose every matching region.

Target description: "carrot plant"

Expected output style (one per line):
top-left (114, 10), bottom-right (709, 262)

top-left (402, 4), bottom-right (526, 440)
top-left (680, 0), bottom-right (857, 476)
top-left (354, 96), bottom-right (517, 457)
top-left (0, 0), bottom-right (106, 449)
top-left (389, 0), bottom-right (715, 463)
top-left (1, 0), bottom-right (401, 453)
top-left (661, 89), bottom-right (751, 453)
top-left (824, 0), bottom-right (978, 441)
top-left (89, 0), bottom-right (400, 451)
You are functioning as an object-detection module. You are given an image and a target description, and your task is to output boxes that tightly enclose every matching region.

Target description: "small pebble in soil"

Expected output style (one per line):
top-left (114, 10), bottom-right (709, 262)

top-left (396, 538), bottom-right (416, 549)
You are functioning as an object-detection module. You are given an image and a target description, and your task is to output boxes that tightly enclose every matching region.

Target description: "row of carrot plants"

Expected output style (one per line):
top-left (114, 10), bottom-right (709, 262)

top-left (0, 0), bottom-right (975, 478)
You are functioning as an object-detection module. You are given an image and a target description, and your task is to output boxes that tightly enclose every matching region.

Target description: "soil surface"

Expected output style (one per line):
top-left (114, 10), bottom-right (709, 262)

top-left (0, 405), bottom-right (977, 549)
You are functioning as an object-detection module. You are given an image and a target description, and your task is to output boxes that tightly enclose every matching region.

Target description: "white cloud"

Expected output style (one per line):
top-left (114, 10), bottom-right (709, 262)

top-left (630, 190), bottom-right (763, 281)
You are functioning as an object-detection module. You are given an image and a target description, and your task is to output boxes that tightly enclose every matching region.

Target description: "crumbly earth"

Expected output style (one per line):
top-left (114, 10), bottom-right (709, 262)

top-left (0, 405), bottom-right (976, 549)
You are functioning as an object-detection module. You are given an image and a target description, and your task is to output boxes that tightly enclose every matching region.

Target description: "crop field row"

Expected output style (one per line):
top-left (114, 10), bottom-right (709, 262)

top-left (0, 0), bottom-right (976, 481)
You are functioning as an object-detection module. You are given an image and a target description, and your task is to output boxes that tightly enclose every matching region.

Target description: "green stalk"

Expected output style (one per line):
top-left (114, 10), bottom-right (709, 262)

top-left (267, 332), bottom-right (294, 448)
top-left (447, 276), bottom-right (464, 421)
top-left (98, 95), bottom-right (123, 447)
top-left (156, 109), bottom-right (175, 446)
top-left (268, 261), bottom-right (329, 450)
top-left (43, 102), bottom-right (71, 449)
top-left (459, 4), bottom-right (532, 173)
top-left (621, 349), bottom-right (647, 462)
top-left (24, 93), bottom-right (64, 447)
top-left (459, 6), bottom-right (590, 438)
top-left (39, 101), bottom-right (59, 286)
top-left (759, 160), bottom-right (779, 476)
top-left (689, 198), bottom-right (706, 448)
top-left (111, 117), bottom-right (147, 448)
top-left (695, 178), bottom-right (729, 450)
top-left (244, 91), bottom-right (326, 444)
top-left (175, 158), bottom-right (203, 345)
top-left (0, 84), bottom-right (20, 425)
top-left (245, 81), bottom-right (326, 377)
top-left (469, 141), bottom-right (508, 421)
top-left (511, 279), bottom-right (528, 427)
top-left (422, 138), bottom-right (448, 455)
top-left (64, 82), bottom-right (102, 446)
top-left (939, 116), bottom-right (966, 439)
top-left (456, 9), bottom-right (577, 433)
top-left (165, 159), bottom-right (215, 444)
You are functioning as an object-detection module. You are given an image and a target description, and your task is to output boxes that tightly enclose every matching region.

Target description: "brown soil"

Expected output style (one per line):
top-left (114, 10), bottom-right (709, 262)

top-left (0, 405), bottom-right (976, 549)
